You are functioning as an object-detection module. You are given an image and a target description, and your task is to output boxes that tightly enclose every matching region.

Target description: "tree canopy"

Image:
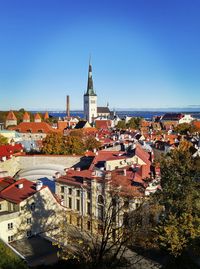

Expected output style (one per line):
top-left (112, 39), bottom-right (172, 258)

top-left (42, 131), bottom-right (101, 155)
top-left (153, 141), bottom-right (200, 257)
top-left (0, 135), bottom-right (8, 145)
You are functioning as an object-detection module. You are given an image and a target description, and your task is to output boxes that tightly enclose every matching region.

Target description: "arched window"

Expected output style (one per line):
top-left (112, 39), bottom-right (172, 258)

top-left (98, 195), bottom-right (104, 205)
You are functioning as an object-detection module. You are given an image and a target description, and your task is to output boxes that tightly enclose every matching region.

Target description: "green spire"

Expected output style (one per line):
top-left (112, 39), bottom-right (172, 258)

top-left (85, 60), bottom-right (97, 96)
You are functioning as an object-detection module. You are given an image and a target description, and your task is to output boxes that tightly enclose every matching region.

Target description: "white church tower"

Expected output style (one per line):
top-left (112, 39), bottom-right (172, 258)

top-left (84, 61), bottom-right (97, 123)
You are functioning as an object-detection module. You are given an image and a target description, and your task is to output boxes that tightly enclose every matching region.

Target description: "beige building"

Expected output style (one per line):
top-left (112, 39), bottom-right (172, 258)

top-left (0, 177), bottom-right (65, 243)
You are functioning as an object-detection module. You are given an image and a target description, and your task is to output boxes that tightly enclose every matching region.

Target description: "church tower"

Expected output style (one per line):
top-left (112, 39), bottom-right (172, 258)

top-left (84, 61), bottom-right (97, 123)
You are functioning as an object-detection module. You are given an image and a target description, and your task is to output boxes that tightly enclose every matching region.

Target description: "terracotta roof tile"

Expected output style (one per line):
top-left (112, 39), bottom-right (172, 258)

top-left (6, 111), bottom-right (17, 121)
top-left (0, 178), bottom-right (46, 204)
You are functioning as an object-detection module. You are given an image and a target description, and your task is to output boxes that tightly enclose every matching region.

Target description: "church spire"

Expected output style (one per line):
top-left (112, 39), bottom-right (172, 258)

top-left (85, 59), bottom-right (96, 96)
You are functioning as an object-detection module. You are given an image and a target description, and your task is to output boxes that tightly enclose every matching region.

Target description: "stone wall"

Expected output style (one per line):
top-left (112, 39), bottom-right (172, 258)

top-left (0, 155), bottom-right (82, 177)
top-left (18, 155), bottom-right (81, 170)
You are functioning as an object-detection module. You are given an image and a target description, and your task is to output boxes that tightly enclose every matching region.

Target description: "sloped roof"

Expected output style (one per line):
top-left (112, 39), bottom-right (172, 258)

top-left (0, 178), bottom-right (46, 204)
top-left (23, 112), bottom-right (30, 120)
top-left (6, 111), bottom-right (17, 121)
top-left (161, 113), bottom-right (183, 121)
top-left (11, 122), bottom-right (59, 134)
top-left (75, 121), bottom-right (91, 129)
top-left (34, 113), bottom-right (41, 120)
top-left (97, 107), bottom-right (110, 114)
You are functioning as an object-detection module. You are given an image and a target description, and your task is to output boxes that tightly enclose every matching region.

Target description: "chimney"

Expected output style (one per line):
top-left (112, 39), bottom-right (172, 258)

top-left (66, 95), bottom-right (70, 117)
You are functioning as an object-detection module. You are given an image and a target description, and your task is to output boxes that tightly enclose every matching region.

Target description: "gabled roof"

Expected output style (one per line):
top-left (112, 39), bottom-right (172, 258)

top-left (97, 107), bottom-right (110, 114)
top-left (6, 111), bottom-right (17, 121)
top-left (0, 178), bottom-right (46, 204)
top-left (0, 177), bottom-right (15, 191)
top-left (75, 121), bottom-right (91, 129)
top-left (34, 113), bottom-right (41, 120)
top-left (161, 113), bottom-right (183, 121)
top-left (23, 111), bottom-right (30, 120)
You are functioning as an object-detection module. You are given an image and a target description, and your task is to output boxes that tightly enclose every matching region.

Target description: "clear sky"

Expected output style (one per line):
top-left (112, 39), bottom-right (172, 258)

top-left (0, 0), bottom-right (200, 110)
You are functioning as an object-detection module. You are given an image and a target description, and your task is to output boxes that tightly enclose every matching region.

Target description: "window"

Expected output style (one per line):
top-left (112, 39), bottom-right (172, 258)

top-left (98, 205), bottom-right (104, 220)
top-left (27, 218), bottom-right (32, 224)
top-left (0, 204), bottom-right (2, 211)
top-left (76, 190), bottom-right (80, 197)
top-left (30, 203), bottom-right (35, 211)
top-left (61, 186), bottom-right (65, 193)
top-left (87, 221), bottom-right (91, 230)
top-left (87, 192), bottom-right (91, 200)
top-left (8, 223), bottom-right (13, 230)
top-left (77, 217), bottom-right (80, 227)
top-left (98, 195), bottom-right (104, 205)
top-left (69, 215), bottom-right (72, 224)
top-left (27, 230), bottom-right (32, 237)
top-left (8, 235), bottom-right (14, 242)
top-left (76, 199), bottom-right (80, 211)
top-left (61, 195), bottom-right (64, 200)
top-left (87, 202), bottom-right (91, 215)
top-left (68, 197), bottom-right (72, 209)
top-left (68, 188), bottom-right (72, 195)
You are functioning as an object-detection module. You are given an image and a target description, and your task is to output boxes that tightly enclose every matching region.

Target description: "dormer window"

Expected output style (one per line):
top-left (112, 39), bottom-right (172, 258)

top-left (27, 129), bottom-right (32, 133)
top-left (38, 130), bottom-right (43, 133)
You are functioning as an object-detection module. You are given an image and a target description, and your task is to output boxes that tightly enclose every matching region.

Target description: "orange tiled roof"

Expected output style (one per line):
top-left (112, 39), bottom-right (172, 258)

top-left (23, 111), bottom-right (30, 120)
top-left (11, 122), bottom-right (59, 134)
top-left (34, 113), bottom-right (41, 120)
top-left (6, 111), bottom-right (17, 121)
top-left (44, 111), bottom-right (49, 119)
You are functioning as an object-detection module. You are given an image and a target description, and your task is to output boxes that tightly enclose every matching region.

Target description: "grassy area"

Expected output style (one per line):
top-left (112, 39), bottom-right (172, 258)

top-left (0, 240), bottom-right (28, 269)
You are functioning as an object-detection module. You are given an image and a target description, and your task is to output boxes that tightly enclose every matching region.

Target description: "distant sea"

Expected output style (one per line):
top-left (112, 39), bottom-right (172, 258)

top-left (34, 111), bottom-right (200, 120)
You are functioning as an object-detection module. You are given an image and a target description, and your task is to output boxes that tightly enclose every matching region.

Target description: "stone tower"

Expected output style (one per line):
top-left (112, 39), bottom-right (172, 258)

top-left (84, 61), bottom-right (97, 123)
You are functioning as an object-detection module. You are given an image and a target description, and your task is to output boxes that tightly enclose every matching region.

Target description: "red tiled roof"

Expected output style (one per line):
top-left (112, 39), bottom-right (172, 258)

top-left (23, 112), bottom-right (30, 120)
top-left (34, 113), bottom-right (41, 120)
top-left (0, 177), bottom-right (15, 191)
top-left (0, 144), bottom-right (23, 159)
top-left (0, 178), bottom-right (46, 204)
top-left (11, 122), bottom-right (59, 134)
top-left (6, 111), bottom-right (17, 121)
top-left (193, 121), bottom-right (200, 130)
top-left (44, 111), bottom-right (49, 119)
top-left (95, 120), bottom-right (111, 129)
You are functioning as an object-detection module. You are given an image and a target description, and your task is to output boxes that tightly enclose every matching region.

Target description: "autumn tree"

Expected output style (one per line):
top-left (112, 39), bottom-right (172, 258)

top-left (174, 123), bottom-right (197, 135)
top-left (153, 140), bottom-right (200, 257)
top-left (42, 133), bottom-right (66, 154)
top-left (0, 135), bottom-right (8, 145)
top-left (84, 136), bottom-right (101, 151)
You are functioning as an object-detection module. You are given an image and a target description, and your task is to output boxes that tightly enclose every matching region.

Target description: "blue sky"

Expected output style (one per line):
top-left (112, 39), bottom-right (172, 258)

top-left (0, 0), bottom-right (200, 110)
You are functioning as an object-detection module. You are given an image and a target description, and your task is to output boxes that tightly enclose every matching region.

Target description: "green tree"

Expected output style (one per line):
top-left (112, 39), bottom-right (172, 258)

top-left (0, 240), bottom-right (28, 269)
top-left (174, 123), bottom-right (197, 135)
top-left (0, 135), bottom-right (8, 145)
top-left (116, 120), bottom-right (126, 129)
top-left (127, 117), bottom-right (142, 129)
top-left (153, 141), bottom-right (200, 257)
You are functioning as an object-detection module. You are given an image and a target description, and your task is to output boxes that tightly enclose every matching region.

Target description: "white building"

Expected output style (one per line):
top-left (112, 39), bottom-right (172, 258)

top-left (0, 177), bottom-right (65, 243)
top-left (83, 62), bottom-right (97, 123)
top-left (178, 114), bottom-right (195, 124)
